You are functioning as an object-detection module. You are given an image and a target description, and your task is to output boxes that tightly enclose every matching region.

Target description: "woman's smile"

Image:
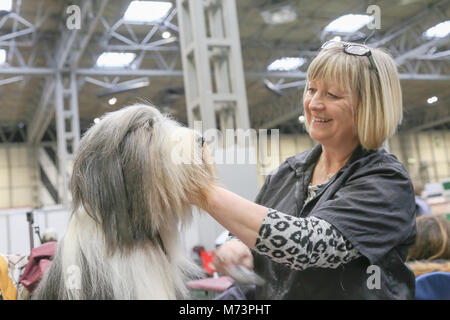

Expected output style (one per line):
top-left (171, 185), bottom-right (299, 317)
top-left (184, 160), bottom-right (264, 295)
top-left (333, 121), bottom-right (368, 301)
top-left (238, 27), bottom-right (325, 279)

top-left (311, 116), bottom-right (333, 124)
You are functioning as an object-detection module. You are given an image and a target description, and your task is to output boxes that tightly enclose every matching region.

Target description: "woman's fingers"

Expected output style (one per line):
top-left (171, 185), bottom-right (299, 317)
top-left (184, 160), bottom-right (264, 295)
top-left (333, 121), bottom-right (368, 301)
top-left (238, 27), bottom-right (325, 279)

top-left (239, 253), bottom-right (254, 270)
top-left (213, 240), bottom-right (254, 275)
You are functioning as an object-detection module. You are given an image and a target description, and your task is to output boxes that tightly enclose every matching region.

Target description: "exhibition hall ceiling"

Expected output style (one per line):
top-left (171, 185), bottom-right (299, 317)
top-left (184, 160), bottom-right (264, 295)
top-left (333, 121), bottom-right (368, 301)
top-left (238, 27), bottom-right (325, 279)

top-left (0, 0), bottom-right (448, 142)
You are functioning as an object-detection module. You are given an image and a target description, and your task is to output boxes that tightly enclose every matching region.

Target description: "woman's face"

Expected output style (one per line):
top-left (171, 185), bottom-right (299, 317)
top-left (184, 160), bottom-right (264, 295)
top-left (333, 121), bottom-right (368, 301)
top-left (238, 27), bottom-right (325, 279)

top-left (304, 79), bottom-right (359, 148)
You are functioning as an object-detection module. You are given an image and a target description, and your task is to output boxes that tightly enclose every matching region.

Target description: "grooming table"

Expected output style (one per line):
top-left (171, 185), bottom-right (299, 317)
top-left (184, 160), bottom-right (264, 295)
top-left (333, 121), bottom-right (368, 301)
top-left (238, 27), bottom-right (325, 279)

top-left (187, 276), bottom-right (234, 298)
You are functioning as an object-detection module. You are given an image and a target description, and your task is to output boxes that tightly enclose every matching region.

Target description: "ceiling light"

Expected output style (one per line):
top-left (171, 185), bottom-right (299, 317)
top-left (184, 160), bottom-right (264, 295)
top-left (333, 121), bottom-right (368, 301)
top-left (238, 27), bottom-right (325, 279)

top-left (267, 57), bottom-right (306, 71)
top-left (94, 118), bottom-right (100, 124)
top-left (324, 14), bottom-right (373, 33)
top-left (0, 0), bottom-right (12, 11)
top-left (332, 36), bottom-right (342, 41)
top-left (124, 1), bottom-right (172, 23)
top-left (427, 96), bottom-right (438, 104)
top-left (0, 49), bottom-right (6, 64)
top-left (96, 52), bottom-right (136, 68)
top-left (162, 31), bottom-right (171, 39)
top-left (423, 20), bottom-right (450, 38)
top-left (260, 5), bottom-right (297, 25)
top-left (298, 115), bottom-right (305, 123)
top-left (108, 97), bottom-right (117, 105)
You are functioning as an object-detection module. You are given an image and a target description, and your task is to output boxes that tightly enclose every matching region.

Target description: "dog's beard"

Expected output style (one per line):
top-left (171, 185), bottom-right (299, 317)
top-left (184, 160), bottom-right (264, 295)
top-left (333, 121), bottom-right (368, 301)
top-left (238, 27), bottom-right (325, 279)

top-left (35, 209), bottom-right (202, 300)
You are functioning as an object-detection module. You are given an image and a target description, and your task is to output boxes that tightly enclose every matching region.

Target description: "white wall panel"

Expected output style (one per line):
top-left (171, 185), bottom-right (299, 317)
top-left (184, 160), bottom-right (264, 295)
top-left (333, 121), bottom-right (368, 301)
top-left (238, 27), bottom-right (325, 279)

top-left (0, 148), bottom-right (7, 168)
top-left (0, 215), bottom-right (8, 253)
top-left (12, 187), bottom-right (33, 207)
top-left (9, 146), bottom-right (28, 167)
top-left (11, 167), bottom-right (30, 187)
top-left (0, 207), bottom-right (70, 255)
top-left (0, 189), bottom-right (10, 208)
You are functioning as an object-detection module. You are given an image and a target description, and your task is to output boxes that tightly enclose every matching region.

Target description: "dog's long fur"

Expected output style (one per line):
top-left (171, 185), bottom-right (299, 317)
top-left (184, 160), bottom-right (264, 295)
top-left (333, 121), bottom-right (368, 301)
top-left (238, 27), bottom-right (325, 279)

top-left (34, 104), bottom-right (215, 299)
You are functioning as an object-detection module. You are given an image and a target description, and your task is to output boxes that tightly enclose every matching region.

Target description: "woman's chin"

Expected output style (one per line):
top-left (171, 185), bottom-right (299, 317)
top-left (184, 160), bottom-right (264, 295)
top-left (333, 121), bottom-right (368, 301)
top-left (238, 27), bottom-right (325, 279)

top-left (309, 131), bottom-right (332, 143)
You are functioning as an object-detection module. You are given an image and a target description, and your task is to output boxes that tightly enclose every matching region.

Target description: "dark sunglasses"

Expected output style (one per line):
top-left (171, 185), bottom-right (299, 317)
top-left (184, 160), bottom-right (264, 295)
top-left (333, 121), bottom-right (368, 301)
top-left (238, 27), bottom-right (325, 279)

top-left (321, 40), bottom-right (379, 76)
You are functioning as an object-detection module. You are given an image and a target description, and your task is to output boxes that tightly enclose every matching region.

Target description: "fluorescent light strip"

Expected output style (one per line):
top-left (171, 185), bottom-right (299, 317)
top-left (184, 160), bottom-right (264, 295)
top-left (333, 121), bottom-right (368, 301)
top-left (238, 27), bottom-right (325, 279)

top-left (260, 5), bottom-right (297, 25)
top-left (96, 52), bottom-right (136, 68)
top-left (325, 14), bottom-right (373, 33)
top-left (124, 1), bottom-right (173, 23)
top-left (0, 0), bottom-right (12, 11)
top-left (267, 57), bottom-right (306, 71)
top-left (0, 49), bottom-right (6, 64)
top-left (423, 20), bottom-right (450, 38)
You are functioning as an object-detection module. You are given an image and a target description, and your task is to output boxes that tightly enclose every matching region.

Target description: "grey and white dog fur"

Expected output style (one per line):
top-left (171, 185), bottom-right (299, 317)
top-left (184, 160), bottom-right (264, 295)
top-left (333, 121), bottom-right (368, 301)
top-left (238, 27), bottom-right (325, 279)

top-left (33, 104), bottom-right (215, 299)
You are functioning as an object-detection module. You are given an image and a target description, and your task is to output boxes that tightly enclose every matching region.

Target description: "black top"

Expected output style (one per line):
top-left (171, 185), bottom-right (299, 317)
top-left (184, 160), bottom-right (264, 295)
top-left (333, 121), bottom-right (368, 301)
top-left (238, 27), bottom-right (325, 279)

top-left (253, 144), bottom-right (417, 299)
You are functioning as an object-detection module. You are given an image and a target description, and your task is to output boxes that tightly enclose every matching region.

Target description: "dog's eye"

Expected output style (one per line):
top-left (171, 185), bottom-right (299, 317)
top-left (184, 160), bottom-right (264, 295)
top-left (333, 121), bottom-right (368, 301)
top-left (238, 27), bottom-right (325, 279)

top-left (144, 119), bottom-right (154, 128)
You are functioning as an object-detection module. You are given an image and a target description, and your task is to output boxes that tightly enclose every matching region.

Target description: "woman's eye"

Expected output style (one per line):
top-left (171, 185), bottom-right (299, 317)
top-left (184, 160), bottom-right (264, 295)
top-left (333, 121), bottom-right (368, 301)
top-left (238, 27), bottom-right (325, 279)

top-left (328, 92), bottom-right (339, 98)
top-left (307, 88), bottom-right (316, 93)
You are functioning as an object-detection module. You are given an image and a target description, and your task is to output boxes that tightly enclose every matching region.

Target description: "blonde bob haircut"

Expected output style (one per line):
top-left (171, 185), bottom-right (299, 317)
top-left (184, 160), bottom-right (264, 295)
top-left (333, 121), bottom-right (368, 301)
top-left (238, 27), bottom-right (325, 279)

top-left (303, 43), bottom-right (403, 150)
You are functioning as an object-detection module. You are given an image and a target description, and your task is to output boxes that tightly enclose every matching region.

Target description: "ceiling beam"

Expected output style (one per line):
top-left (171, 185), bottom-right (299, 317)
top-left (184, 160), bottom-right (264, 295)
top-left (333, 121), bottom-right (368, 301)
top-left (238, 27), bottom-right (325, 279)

top-left (407, 116), bottom-right (450, 133)
top-left (371, 0), bottom-right (449, 49)
top-left (76, 68), bottom-right (184, 77)
top-left (28, 78), bottom-right (55, 145)
top-left (395, 35), bottom-right (450, 66)
top-left (0, 66), bottom-right (448, 81)
top-left (0, 67), bottom-right (55, 75)
top-left (54, 1), bottom-right (92, 69)
top-left (28, 0), bottom-right (108, 145)
top-left (70, 0), bottom-right (109, 69)
top-left (258, 108), bottom-right (302, 129)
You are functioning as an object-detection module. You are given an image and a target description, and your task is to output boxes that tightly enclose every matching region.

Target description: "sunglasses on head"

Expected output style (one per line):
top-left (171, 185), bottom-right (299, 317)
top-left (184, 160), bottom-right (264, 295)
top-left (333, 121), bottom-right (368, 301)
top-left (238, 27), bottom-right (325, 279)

top-left (321, 40), bottom-right (379, 77)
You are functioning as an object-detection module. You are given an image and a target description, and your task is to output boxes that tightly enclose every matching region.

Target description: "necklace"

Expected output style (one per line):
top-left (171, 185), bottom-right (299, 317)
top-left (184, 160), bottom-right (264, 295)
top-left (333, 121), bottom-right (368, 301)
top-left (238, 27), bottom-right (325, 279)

top-left (327, 172), bottom-right (337, 180)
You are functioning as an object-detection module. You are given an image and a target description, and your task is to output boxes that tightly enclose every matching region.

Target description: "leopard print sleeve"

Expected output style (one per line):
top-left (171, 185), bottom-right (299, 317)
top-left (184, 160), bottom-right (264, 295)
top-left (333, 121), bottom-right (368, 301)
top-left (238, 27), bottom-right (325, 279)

top-left (254, 209), bottom-right (361, 271)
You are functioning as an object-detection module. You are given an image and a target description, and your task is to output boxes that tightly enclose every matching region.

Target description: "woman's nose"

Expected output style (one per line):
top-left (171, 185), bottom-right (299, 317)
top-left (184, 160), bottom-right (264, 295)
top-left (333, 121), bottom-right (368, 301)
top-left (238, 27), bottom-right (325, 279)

top-left (308, 94), bottom-right (325, 111)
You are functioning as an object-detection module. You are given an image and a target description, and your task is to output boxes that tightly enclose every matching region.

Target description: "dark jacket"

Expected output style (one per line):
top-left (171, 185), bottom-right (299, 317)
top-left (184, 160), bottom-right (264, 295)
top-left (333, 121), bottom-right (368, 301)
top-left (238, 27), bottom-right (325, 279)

top-left (253, 144), bottom-right (417, 299)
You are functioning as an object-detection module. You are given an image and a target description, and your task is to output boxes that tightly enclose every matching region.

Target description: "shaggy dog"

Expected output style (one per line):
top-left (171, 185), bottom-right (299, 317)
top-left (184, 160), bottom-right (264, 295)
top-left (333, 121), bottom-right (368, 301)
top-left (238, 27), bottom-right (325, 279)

top-left (34, 104), bottom-right (215, 299)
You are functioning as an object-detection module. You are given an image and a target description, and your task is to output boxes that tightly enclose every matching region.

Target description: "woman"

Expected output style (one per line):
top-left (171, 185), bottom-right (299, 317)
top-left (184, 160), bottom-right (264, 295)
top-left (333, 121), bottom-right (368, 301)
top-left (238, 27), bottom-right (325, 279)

top-left (407, 214), bottom-right (450, 277)
top-left (194, 41), bottom-right (417, 299)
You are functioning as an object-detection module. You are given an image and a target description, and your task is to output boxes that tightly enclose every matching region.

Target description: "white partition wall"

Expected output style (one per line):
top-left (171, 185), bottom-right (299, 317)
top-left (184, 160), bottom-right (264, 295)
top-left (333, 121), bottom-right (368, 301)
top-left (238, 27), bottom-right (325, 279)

top-left (182, 160), bottom-right (259, 252)
top-left (0, 207), bottom-right (70, 255)
top-left (0, 144), bottom-right (37, 209)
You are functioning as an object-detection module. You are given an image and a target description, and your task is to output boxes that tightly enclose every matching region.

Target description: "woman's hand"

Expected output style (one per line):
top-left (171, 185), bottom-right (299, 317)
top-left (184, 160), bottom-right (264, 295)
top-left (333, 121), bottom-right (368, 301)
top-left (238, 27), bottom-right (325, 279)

top-left (213, 240), bottom-right (254, 275)
top-left (195, 185), bottom-right (268, 250)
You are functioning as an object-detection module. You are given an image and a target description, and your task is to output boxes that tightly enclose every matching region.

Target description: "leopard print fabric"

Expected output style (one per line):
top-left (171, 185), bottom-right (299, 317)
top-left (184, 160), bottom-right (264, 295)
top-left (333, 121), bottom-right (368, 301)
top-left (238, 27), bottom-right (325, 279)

top-left (254, 209), bottom-right (361, 271)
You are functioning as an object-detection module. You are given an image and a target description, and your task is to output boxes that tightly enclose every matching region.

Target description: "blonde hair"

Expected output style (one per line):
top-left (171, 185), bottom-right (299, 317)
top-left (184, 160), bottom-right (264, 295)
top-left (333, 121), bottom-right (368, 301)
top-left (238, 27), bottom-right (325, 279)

top-left (407, 260), bottom-right (450, 277)
top-left (303, 43), bottom-right (403, 150)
